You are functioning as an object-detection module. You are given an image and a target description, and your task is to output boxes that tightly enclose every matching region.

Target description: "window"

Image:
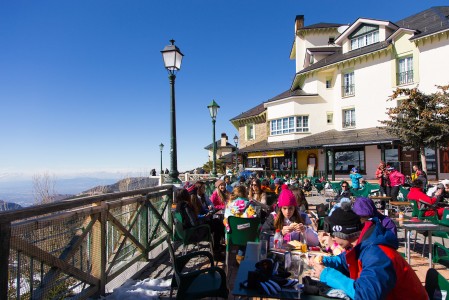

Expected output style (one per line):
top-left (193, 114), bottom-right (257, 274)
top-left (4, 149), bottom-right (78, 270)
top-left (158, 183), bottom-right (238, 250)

top-left (246, 158), bottom-right (257, 168)
top-left (246, 124), bottom-right (255, 140)
top-left (326, 78), bottom-right (332, 89)
top-left (342, 108), bottom-right (356, 128)
top-left (309, 54), bottom-right (314, 65)
top-left (327, 148), bottom-right (365, 174)
top-left (350, 30), bottom-right (379, 50)
top-left (270, 116), bottom-right (309, 135)
top-left (327, 113), bottom-right (333, 124)
top-left (342, 72), bottom-right (355, 97)
top-left (397, 56), bottom-right (413, 85)
top-left (296, 116), bottom-right (309, 132)
top-left (272, 157), bottom-right (280, 170)
top-left (425, 147), bottom-right (436, 173)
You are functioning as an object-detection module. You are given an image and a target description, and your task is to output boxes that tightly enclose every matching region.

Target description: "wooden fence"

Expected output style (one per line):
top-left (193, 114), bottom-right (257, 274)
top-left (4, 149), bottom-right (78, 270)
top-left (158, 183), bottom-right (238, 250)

top-left (0, 185), bottom-right (178, 299)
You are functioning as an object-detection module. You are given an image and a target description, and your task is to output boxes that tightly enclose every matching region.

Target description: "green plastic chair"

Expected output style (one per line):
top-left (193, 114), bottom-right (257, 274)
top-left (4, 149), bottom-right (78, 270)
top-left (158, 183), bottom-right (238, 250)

top-left (432, 242), bottom-right (449, 268)
top-left (167, 237), bottom-right (229, 300)
top-left (425, 268), bottom-right (449, 300)
top-left (172, 211), bottom-right (214, 255)
top-left (225, 216), bottom-right (260, 274)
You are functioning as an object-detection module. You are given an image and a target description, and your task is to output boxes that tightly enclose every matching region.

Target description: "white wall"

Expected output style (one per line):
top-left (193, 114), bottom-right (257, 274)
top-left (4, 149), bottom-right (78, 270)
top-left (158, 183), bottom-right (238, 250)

top-left (417, 37), bottom-right (449, 93)
top-left (364, 145), bottom-right (381, 180)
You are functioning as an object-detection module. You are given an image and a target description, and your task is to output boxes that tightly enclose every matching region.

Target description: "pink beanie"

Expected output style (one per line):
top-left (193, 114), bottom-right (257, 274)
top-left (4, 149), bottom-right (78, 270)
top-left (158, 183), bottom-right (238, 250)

top-left (277, 189), bottom-right (297, 207)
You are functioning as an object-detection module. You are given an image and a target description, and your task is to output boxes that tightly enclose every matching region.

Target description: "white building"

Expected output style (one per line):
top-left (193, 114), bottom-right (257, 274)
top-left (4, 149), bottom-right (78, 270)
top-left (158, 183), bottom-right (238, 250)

top-left (231, 6), bottom-right (449, 180)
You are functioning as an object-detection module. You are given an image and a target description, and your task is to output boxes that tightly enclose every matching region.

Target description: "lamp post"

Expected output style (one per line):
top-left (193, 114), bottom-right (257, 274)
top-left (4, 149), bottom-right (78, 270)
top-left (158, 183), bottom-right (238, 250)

top-left (161, 39), bottom-right (183, 184)
top-left (207, 100), bottom-right (220, 177)
top-left (159, 143), bottom-right (164, 176)
top-left (233, 134), bottom-right (239, 173)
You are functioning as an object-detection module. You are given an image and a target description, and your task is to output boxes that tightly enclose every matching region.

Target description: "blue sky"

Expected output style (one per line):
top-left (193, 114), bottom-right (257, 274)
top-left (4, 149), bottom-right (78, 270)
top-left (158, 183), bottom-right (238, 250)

top-left (1, 0), bottom-right (447, 180)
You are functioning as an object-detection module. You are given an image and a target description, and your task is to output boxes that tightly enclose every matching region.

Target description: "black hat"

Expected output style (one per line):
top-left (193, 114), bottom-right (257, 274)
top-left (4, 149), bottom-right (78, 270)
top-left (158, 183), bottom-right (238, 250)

top-left (326, 207), bottom-right (362, 240)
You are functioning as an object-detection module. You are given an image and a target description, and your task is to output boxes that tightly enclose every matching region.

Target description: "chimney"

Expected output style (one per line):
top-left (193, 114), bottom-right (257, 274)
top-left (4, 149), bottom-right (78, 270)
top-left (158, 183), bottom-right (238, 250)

top-left (221, 133), bottom-right (227, 147)
top-left (295, 15), bottom-right (304, 32)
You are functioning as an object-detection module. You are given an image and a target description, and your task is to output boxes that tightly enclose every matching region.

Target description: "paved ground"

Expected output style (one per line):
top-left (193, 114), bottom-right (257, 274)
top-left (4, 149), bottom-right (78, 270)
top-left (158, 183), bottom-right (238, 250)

top-left (130, 194), bottom-right (449, 299)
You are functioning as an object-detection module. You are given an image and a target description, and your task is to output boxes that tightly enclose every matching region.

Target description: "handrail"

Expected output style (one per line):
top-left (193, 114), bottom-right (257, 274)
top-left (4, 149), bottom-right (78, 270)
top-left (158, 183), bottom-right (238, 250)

top-left (0, 184), bottom-right (175, 299)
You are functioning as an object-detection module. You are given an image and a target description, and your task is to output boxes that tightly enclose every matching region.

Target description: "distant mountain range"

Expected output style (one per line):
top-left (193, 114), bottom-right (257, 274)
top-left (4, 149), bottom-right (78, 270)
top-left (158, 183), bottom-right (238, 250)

top-left (0, 176), bottom-right (160, 211)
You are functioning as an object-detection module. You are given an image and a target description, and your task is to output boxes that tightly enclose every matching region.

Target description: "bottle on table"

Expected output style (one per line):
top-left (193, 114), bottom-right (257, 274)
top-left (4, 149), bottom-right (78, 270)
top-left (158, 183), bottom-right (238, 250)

top-left (274, 229), bottom-right (283, 249)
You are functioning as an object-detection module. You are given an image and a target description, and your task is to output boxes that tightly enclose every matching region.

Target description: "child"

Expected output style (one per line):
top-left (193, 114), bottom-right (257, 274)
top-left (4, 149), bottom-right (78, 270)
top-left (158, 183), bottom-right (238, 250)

top-left (311, 206), bottom-right (427, 300)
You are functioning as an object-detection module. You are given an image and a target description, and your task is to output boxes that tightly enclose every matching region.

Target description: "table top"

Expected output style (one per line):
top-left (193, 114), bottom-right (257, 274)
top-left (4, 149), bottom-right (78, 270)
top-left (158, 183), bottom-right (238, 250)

top-left (369, 195), bottom-right (392, 200)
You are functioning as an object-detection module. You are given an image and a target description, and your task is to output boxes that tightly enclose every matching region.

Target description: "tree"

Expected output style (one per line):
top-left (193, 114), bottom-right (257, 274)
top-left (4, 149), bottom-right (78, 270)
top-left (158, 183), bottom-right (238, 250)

top-left (380, 85), bottom-right (449, 173)
top-left (33, 172), bottom-right (57, 205)
top-left (202, 159), bottom-right (226, 175)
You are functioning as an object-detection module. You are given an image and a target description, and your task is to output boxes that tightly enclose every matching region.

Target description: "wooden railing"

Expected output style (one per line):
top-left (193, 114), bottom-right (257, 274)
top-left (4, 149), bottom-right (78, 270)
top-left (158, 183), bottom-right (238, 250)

top-left (0, 185), bottom-right (176, 299)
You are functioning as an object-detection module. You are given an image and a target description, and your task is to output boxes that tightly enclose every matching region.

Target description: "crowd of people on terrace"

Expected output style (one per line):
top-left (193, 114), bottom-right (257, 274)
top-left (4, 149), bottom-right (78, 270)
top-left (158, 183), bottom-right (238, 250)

top-left (173, 165), bottom-right (449, 299)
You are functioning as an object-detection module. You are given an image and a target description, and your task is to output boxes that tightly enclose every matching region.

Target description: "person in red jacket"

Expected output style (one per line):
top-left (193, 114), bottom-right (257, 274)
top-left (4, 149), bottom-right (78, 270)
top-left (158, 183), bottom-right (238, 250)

top-left (386, 166), bottom-right (405, 201)
top-left (408, 179), bottom-right (446, 219)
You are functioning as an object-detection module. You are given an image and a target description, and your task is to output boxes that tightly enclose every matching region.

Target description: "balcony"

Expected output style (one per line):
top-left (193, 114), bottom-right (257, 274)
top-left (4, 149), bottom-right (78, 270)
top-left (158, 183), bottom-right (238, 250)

top-left (397, 70), bottom-right (414, 85)
top-left (341, 84), bottom-right (355, 97)
top-left (342, 120), bottom-right (356, 128)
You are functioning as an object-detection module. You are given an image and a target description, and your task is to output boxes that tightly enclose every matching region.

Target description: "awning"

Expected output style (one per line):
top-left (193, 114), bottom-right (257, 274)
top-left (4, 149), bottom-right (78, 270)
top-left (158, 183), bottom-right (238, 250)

top-left (248, 150), bottom-right (284, 158)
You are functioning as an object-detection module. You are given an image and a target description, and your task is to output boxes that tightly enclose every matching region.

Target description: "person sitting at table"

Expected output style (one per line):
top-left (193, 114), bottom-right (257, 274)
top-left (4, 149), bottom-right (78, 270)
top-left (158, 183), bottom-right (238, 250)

top-left (187, 183), bottom-right (225, 257)
top-left (210, 179), bottom-right (230, 210)
top-left (408, 178), bottom-right (446, 219)
top-left (311, 206), bottom-right (428, 300)
top-left (335, 181), bottom-right (352, 201)
top-left (223, 185), bottom-right (258, 264)
top-left (261, 188), bottom-right (319, 247)
top-left (290, 187), bottom-right (309, 213)
top-left (248, 178), bottom-right (267, 205)
top-left (260, 178), bottom-right (274, 193)
top-left (352, 196), bottom-right (397, 236)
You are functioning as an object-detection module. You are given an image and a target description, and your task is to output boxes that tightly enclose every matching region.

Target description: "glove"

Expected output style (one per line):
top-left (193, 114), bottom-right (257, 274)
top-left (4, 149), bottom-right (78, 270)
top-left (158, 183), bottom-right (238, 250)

top-left (241, 270), bottom-right (282, 296)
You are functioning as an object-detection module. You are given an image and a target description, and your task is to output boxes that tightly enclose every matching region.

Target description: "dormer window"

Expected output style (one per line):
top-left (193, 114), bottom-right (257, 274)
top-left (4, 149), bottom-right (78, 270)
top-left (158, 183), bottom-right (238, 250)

top-left (349, 24), bottom-right (379, 50)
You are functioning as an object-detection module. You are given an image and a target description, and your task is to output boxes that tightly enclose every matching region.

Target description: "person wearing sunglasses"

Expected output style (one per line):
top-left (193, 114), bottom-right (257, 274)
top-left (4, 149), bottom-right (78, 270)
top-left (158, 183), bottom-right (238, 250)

top-left (335, 181), bottom-right (352, 202)
top-left (248, 179), bottom-right (267, 205)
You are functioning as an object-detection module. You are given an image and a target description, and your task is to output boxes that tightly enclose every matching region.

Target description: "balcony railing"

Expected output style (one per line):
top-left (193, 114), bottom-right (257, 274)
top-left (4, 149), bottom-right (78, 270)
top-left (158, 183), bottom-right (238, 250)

top-left (342, 120), bottom-right (356, 128)
top-left (0, 181), bottom-right (216, 299)
top-left (341, 84), bottom-right (355, 97)
top-left (397, 70), bottom-right (414, 85)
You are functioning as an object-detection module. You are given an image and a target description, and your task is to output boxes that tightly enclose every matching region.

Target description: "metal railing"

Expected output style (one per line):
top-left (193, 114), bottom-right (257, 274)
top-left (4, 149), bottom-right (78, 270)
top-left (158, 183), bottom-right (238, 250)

top-left (342, 120), bottom-right (356, 128)
top-left (0, 185), bottom-right (176, 299)
top-left (341, 84), bottom-right (355, 97)
top-left (397, 70), bottom-right (414, 85)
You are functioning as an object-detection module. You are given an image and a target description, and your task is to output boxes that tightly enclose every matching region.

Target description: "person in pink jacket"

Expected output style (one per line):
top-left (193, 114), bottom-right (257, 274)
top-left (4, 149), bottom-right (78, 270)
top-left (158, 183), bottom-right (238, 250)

top-left (387, 166), bottom-right (405, 201)
top-left (210, 179), bottom-right (230, 210)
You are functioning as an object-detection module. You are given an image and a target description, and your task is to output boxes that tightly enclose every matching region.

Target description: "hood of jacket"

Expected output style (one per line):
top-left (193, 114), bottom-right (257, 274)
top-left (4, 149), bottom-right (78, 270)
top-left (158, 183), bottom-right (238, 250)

top-left (357, 217), bottom-right (398, 251)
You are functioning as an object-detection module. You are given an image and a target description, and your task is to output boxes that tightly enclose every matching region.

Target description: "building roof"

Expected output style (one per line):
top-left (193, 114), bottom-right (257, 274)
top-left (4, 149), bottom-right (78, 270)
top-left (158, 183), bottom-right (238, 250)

top-left (297, 41), bottom-right (389, 75)
top-left (229, 102), bottom-right (265, 121)
top-left (266, 89), bottom-right (318, 103)
top-left (395, 6), bottom-right (449, 40)
top-left (295, 6), bottom-right (449, 77)
top-left (238, 127), bottom-right (399, 153)
top-left (301, 22), bottom-right (345, 30)
top-left (204, 140), bottom-right (236, 150)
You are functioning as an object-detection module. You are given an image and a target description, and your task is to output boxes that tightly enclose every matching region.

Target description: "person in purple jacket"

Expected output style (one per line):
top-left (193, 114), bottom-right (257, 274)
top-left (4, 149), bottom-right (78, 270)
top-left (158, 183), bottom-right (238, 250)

top-left (352, 197), bottom-right (397, 237)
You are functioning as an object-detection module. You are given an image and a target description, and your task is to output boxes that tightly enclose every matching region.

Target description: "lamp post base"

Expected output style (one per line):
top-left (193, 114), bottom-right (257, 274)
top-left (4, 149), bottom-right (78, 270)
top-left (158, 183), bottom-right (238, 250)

top-left (165, 172), bottom-right (181, 184)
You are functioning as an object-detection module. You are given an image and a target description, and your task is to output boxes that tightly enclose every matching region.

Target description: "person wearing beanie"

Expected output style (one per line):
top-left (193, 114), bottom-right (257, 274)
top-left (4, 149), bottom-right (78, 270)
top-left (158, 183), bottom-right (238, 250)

top-left (210, 179), bottom-right (230, 210)
top-left (311, 206), bottom-right (427, 300)
top-left (352, 197), bottom-right (397, 236)
top-left (273, 178), bottom-right (283, 195)
top-left (261, 188), bottom-right (319, 246)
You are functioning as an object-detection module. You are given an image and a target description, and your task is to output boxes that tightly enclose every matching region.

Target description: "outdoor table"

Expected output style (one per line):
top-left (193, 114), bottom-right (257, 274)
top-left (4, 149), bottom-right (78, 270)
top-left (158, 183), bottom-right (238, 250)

top-left (400, 220), bottom-right (449, 268)
top-left (369, 195), bottom-right (392, 209)
top-left (231, 242), bottom-right (328, 299)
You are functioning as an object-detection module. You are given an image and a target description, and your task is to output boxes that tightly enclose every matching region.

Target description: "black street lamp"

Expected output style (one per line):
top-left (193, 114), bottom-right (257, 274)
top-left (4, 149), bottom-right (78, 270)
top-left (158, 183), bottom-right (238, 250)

top-left (159, 143), bottom-right (164, 176)
top-left (207, 100), bottom-right (220, 177)
top-left (233, 134), bottom-right (239, 172)
top-left (161, 39), bottom-right (183, 184)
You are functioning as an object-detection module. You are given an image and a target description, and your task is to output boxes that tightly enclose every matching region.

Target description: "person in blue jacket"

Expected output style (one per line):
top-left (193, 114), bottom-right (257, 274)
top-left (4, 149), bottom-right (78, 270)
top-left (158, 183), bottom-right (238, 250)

top-left (311, 206), bottom-right (427, 300)
top-left (349, 167), bottom-right (363, 190)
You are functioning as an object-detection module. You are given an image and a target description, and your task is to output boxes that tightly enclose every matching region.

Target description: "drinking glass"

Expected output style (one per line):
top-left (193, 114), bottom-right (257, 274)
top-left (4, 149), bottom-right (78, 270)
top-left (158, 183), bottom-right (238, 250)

top-left (259, 240), bottom-right (268, 260)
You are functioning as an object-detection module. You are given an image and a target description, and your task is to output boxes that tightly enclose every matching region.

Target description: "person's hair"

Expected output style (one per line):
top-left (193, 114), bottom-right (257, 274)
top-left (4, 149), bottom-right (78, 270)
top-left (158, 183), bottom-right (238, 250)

top-left (216, 182), bottom-right (229, 204)
top-left (261, 179), bottom-right (270, 187)
top-left (248, 179), bottom-right (263, 200)
top-left (412, 179), bottom-right (423, 188)
top-left (274, 204), bottom-right (303, 230)
top-left (176, 188), bottom-right (190, 204)
top-left (290, 187), bottom-right (309, 210)
top-left (230, 185), bottom-right (247, 201)
top-left (194, 180), bottom-right (205, 191)
top-left (340, 180), bottom-right (350, 188)
top-left (189, 193), bottom-right (201, 215)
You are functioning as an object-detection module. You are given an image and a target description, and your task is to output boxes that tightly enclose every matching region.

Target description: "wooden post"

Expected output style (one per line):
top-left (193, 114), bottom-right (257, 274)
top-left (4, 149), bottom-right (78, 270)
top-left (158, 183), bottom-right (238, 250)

top-left (0, 222), bottom-right (11, 300)
top-left (91, 203), bottom-right (107, 296)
